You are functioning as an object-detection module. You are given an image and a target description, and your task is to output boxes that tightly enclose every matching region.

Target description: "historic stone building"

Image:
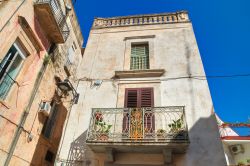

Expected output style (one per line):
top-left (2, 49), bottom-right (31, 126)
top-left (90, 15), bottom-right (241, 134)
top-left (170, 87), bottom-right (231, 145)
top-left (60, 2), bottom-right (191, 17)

top-left (57, 11), bottom-right (226, 166)
top-left (0, 0), bottom-right (83, 165)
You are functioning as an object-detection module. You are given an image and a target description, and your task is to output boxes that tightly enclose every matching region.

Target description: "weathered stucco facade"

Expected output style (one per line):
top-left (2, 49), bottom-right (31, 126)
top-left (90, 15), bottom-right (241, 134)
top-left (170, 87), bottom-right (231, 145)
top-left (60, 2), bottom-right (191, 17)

top-left (0, 0), bottom-right (83, 165)
top-left (57, 12), bottom-right (226, 166)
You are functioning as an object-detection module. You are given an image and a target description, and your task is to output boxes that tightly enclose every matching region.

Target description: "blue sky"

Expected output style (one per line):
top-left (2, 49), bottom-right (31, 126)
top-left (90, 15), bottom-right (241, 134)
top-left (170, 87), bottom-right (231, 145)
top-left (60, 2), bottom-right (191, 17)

top-left (74, 0), bottom-right (250, 135)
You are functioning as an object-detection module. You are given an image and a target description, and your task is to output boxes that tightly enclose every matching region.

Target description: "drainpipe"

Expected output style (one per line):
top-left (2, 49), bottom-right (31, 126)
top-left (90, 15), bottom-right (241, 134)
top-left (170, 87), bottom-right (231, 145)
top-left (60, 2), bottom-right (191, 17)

top-left (0, 0), bottom-right (26, 33)
top-left (4, 57), bottom-right (50, 166)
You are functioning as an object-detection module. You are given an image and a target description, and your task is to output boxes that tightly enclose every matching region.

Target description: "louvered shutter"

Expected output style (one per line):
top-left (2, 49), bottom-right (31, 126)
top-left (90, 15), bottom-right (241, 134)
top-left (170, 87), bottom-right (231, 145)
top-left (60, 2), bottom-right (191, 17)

top-left (123, 88), bottom-right (155, 135)
top-left (124, 88), bottom-right (154, 108)
top-left (140, 88), bottom-right (153, 107)
top-left (140, 88), bottom-right (154, 133)
top-left (123, 89), bottom-right (139, 133)
top-left (125, 89), bottom-right (139, 108)
top-left (130, 44), bottom-right (149, 70)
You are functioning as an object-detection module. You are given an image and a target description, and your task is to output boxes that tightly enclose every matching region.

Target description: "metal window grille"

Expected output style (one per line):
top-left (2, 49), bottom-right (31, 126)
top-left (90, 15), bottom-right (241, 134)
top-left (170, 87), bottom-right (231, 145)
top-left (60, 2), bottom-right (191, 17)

top-left (130, 44), bottom-right (149, 70)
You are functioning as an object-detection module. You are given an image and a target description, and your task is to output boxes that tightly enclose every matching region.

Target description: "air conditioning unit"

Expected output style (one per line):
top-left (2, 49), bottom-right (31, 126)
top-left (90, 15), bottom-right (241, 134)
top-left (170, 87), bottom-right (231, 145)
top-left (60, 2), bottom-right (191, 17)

top-left (229, 144), bottom-right (244, 155)
top-left (39, 101), bottom-right (51, 116)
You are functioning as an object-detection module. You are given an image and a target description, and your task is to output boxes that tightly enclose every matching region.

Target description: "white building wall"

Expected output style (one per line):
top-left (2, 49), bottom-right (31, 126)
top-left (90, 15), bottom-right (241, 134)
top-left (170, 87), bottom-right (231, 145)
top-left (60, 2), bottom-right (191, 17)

top-left (56, 13), bottom-right (226, 166)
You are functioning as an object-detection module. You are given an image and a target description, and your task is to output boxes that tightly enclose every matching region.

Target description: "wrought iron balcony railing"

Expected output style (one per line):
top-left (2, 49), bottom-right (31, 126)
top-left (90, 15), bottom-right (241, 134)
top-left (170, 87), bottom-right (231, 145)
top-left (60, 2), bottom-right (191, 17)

top-left (86, 107), bottom-right (189, 143)
top-left (35, 0), bottom-right (70, 43)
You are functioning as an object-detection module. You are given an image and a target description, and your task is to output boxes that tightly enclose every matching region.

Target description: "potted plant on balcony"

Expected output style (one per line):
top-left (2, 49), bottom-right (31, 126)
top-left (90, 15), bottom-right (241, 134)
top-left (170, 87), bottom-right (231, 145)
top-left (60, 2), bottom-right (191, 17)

top-left (156, 129), bottom-right (166, 138)
top-left (168, 118), bottom-right (186, 138)
top-left (237, 161), bottom-right (245, 166)
top-left (95, 120), bottom-right (112, 141)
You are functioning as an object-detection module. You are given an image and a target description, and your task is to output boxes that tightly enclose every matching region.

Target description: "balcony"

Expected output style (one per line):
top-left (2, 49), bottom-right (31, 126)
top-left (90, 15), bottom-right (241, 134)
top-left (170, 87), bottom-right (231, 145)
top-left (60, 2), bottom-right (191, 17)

top-left (34, 0), bottom-right (70, 43)
top-left (86, 107), bottom-right (189, 154)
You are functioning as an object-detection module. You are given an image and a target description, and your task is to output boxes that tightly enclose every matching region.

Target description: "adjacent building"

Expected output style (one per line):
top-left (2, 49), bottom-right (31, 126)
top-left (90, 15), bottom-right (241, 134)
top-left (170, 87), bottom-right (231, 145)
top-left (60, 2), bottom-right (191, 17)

top-left (0, 0), bottom-right (83, 165)
top-left (217, 116), bottom-right (250, 166)
top-left (57, 12), bottom-right (226, 166)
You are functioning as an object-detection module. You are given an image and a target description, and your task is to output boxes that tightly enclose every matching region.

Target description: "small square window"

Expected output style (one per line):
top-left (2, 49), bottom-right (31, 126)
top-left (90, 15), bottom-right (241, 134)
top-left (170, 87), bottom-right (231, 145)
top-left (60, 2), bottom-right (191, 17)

top-left (130, 43), bottom-right (149, 70)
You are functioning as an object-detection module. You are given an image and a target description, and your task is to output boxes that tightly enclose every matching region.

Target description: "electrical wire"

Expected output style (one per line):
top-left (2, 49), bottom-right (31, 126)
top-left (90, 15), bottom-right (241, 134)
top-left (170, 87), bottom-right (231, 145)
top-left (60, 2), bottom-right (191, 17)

top-left (77, 73), bottom-right (250, 83)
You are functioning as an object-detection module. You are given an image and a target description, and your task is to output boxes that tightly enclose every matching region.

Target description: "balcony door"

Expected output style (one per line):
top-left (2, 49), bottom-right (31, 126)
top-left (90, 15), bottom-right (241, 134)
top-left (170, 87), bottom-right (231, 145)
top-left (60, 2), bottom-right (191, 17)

top-left (123, 88), bottom-right (154, 139)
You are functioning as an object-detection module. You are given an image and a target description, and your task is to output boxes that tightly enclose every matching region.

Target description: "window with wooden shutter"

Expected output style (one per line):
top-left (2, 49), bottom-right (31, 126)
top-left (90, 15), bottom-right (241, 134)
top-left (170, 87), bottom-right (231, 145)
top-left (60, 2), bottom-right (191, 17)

top-left (141, 88), bottom-right (155, 134)
top-left (125, 89), bottom-right (138, 108)
top-left (124, 88), bottom-right (154, 108)
top-left (123, 88), bottom-right (154, 138)
top-left (130, 43), bottom-right (149, 70)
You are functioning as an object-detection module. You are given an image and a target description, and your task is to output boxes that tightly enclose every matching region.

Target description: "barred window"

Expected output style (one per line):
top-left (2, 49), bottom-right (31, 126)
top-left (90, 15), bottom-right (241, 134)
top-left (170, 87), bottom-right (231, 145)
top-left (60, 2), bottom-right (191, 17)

top-left (130, 43), bottom-right (149, 70)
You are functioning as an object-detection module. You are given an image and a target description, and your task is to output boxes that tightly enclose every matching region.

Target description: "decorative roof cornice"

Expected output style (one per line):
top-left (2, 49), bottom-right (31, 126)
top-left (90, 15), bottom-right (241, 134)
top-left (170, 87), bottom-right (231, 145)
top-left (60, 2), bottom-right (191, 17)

top-left (92, 11), bottom-right (190, 29)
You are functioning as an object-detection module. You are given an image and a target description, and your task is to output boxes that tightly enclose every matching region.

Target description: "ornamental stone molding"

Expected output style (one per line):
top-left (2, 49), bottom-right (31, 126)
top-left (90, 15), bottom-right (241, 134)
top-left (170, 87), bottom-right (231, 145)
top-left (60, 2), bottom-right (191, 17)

top-left (93, 11), bottom-right (189, 29)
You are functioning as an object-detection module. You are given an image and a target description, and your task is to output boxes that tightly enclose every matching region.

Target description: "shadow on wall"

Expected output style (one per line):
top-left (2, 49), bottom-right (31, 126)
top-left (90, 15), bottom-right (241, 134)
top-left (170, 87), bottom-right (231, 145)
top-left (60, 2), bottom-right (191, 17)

top-left (34, 16), bottom-right (50, 51)
top-left (173, 113), bottom-right (227, 166)
top-left (64, 130), bottom-right (98, 166)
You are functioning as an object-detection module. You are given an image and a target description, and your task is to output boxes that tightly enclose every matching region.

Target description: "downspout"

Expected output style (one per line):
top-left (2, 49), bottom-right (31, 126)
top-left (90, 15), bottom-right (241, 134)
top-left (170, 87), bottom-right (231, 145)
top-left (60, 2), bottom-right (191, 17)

top-left (4, 57), bottom-right (50, 166)
top-left (0, 0), bottom-right (26, 33)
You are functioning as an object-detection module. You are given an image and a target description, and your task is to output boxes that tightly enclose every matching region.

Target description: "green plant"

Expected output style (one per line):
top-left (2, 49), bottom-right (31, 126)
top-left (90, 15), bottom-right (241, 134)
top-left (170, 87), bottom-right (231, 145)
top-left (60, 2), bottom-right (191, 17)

top-left (157, 129), bottom-right (166, 134)
top-left (168, 118), bottom-right (183, 133)
top-left (238, 161), bottom-right (245, 166)
top-left (95, 121), bottom-right (112, 134)
top-left (43, 54), bottom-right (50, 65)
top-left (247, 159), bottom-right (250, 163)
top-left (156, 129), bottom-right (166, 138)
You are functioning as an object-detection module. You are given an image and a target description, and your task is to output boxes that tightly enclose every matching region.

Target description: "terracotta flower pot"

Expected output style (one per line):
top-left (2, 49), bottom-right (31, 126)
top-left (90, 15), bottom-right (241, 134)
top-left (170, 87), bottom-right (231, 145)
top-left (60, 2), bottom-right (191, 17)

top-left (98, 133), bottom-right (109, 141)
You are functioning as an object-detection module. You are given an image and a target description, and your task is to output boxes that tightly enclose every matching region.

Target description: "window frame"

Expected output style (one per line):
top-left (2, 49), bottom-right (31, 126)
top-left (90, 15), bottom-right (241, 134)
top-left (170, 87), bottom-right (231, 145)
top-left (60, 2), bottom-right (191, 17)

top-left (123, 36), bottom-right (155, 71)
top-left (130, 42), bottom-right (150, 70)
top-left (0, 41), bottom-right (27, 99)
